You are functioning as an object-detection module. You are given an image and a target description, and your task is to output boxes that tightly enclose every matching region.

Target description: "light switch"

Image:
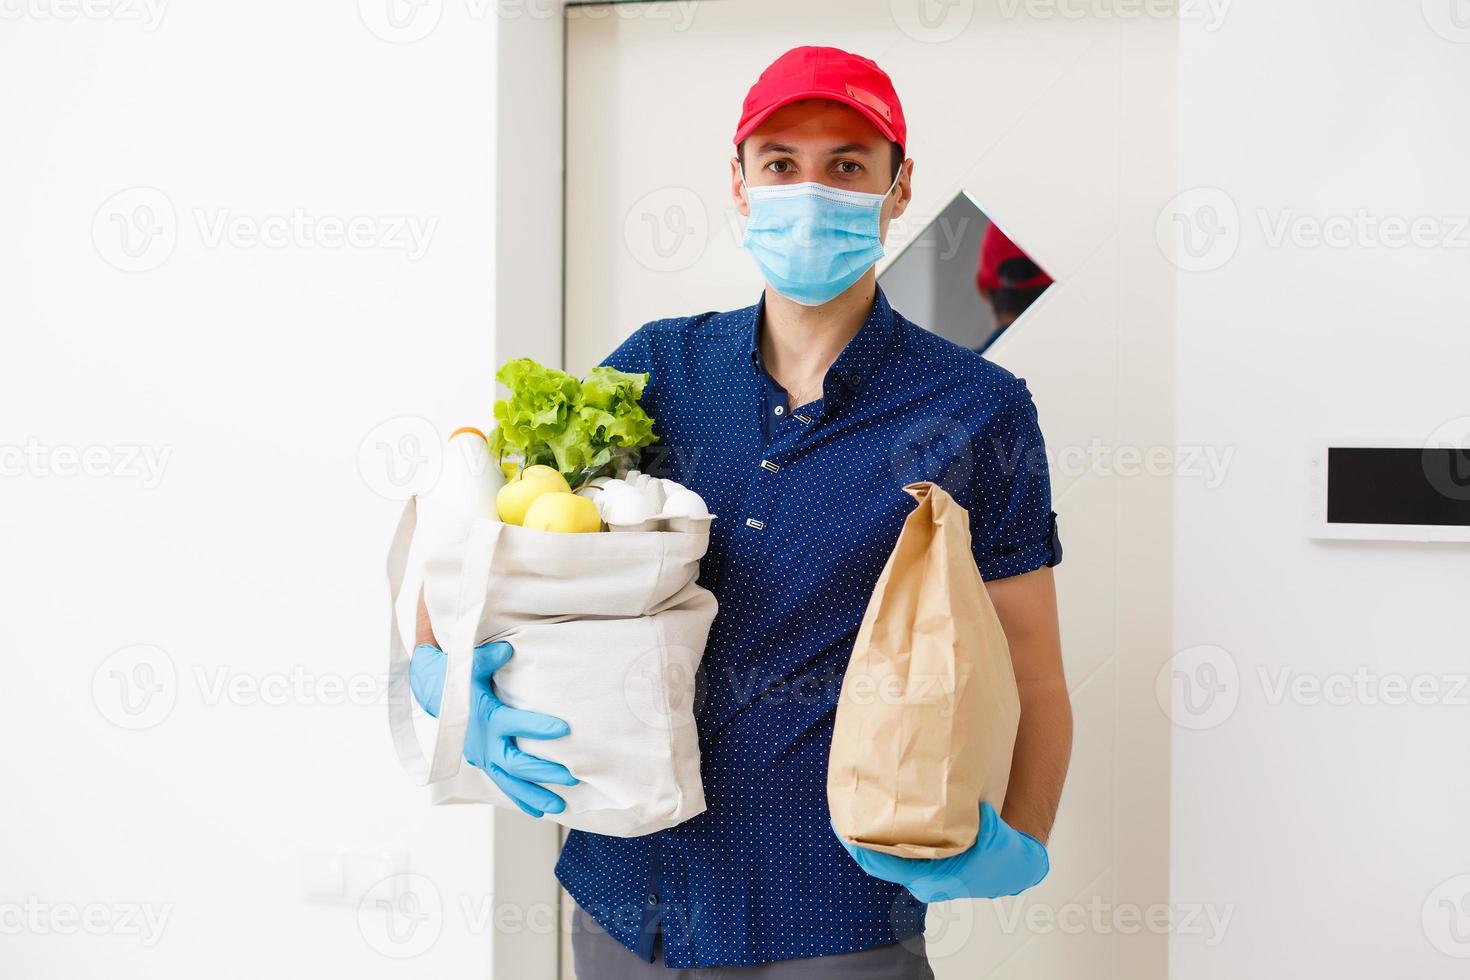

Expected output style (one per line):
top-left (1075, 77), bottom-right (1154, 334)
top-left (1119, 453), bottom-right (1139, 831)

top-left (302, 846), bottom-right (407, 906)
top-left (302, 848), bottom-right (346, 903)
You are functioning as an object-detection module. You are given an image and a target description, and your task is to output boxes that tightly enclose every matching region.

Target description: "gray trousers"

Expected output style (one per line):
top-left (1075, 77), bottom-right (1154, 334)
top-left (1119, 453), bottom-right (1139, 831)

top-left (571, 904), bottom-right (934, 979)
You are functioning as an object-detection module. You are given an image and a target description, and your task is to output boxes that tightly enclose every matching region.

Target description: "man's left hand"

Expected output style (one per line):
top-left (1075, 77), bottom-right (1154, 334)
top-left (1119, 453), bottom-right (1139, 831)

top-left (835, 802), bottom-right (1049, 902)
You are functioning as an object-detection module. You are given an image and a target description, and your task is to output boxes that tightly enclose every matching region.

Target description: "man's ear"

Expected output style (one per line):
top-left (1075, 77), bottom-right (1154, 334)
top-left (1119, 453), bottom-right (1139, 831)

top-left (890, 158), bottom-right (914, 222)
top-left (730, 156), bottom-right (749, 217)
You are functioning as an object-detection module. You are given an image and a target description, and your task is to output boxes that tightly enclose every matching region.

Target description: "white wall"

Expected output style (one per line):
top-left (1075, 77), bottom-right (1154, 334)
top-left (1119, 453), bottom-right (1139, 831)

top-left (0, 4), bottom-right (513, 976)
top-left (1173, 4), bottom-right (1470, 978)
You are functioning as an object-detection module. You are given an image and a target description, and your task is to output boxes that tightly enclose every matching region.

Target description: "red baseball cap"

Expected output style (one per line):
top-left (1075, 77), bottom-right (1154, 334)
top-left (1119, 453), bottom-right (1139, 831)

top-left (734, 46), bottom-right (906, 154)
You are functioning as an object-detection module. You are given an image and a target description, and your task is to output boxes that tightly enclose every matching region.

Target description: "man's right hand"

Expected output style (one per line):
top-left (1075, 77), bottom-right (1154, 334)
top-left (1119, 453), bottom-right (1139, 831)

top-left (409, 641), bottom-right (578, 818)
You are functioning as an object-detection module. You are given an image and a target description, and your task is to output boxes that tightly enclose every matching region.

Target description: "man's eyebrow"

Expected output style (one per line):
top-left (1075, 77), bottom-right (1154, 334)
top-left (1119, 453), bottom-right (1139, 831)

top-left (752, 141), bottom-right (878, 156)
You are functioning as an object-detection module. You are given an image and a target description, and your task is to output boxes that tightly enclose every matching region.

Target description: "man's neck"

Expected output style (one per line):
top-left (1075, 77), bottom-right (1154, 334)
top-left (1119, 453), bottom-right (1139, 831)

top-left (758, 271), bottom-right (878, 389)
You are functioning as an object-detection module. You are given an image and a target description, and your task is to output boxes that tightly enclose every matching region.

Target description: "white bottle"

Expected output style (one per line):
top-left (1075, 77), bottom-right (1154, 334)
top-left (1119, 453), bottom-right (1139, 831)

top-left (417, 426), bottom-right (504, 551)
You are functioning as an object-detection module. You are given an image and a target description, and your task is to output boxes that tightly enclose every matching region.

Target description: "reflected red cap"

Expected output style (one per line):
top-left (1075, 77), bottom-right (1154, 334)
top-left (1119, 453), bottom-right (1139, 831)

top-left (734, 46), bottom-right (906, 154)
top-left (977, 223), bottom-right (1053, 293)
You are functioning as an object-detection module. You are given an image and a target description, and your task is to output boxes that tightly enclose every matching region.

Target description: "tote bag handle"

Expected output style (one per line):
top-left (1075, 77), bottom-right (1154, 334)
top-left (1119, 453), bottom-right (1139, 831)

top-left (386, 496), bottom-right (502, 785)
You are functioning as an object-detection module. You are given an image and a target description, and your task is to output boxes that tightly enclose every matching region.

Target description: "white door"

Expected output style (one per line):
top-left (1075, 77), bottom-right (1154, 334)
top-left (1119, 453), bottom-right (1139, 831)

top-left (562, 3), bottom-right (1176, 977)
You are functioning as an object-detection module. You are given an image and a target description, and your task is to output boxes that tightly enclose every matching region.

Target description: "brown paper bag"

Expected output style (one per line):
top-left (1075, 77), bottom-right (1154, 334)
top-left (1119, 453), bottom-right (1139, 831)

top-left (827, 481), bottom-right (1020, 859)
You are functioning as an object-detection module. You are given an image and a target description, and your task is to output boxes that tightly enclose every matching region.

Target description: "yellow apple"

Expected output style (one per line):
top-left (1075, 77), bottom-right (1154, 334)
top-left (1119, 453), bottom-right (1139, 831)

top-left (523, 491), bottom-right (603, 533)
top-left (496, 466), bottom-right (571, 525)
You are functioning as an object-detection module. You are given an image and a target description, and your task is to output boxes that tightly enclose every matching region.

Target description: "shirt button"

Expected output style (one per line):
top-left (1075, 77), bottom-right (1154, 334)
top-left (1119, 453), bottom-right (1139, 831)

top-left (773, 406), bottom-right (784, 416)
top-left (645, 892), bottom-right (659, 907)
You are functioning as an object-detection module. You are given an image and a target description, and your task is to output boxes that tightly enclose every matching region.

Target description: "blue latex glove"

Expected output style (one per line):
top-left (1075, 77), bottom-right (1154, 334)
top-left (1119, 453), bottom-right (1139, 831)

top-left (836, 802), bottom-right (1049, 902)
top-left (410, 641), bottom-right (577, 819)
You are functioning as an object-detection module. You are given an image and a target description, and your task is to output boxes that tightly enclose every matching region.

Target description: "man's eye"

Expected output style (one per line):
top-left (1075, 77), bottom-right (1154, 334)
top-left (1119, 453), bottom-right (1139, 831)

top-left (766, 160), bottom-right (792, 174)
top-left (835, 161), bottom-right (862, 175)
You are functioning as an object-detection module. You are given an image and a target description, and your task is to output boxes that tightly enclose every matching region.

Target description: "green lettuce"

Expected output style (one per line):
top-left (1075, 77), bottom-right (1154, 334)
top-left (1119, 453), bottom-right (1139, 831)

top-left (489, 358), bottom-right (657, 485)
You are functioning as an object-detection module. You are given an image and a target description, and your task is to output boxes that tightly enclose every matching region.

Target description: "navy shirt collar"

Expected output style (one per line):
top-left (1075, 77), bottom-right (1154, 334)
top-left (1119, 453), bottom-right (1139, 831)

top-left (745, 286), bottom-right (899, 397)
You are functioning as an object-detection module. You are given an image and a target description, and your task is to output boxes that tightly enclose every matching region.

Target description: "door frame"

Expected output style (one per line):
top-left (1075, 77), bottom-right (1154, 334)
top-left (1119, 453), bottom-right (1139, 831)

top-left (495, 5), bottom-right (1176, 978)
top-left (491, 2), bottom-right (568, 978)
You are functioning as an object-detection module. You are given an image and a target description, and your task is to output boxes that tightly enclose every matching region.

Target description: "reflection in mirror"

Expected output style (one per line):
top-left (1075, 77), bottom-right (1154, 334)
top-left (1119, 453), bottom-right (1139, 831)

top-left (879, 192), bottom-right (1053, 353)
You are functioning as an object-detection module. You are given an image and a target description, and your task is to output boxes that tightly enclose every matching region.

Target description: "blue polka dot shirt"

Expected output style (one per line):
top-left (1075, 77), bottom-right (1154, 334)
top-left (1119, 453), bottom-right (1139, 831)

top-left (555, 285), bottom-right (1062, 969)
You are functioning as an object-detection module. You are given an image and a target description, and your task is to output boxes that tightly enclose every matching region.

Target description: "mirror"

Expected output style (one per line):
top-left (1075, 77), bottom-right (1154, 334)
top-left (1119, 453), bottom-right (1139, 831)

top-left (879, 192), bottom-right (1053, 352)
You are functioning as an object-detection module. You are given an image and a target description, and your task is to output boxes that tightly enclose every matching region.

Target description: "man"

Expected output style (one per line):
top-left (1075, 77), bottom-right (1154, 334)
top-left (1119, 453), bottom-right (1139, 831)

top-left (415, 46), bottom-right (1071, 978)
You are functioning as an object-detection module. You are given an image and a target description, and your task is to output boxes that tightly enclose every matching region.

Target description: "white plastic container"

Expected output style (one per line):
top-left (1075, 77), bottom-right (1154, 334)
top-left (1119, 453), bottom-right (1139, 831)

top-left (598, 473), bottom-right (716, 533)
top-left (416, 427), bottom-right (504, 553)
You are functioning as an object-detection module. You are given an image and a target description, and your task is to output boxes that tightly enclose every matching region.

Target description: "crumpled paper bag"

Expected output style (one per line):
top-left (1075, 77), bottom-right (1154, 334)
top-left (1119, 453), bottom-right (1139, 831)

top-left (828, 481), bottom-right (1021, 859)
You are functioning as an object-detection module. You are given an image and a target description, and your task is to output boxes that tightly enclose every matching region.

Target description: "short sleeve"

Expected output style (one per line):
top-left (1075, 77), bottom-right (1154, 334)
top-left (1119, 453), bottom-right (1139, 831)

top-left (968, 388), bottom-right (1063, 581)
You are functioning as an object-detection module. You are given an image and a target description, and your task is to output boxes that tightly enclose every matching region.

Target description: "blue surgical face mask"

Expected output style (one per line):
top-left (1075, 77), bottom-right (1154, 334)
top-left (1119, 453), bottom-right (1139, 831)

top-left (740, 168), bottom-right (901, 307)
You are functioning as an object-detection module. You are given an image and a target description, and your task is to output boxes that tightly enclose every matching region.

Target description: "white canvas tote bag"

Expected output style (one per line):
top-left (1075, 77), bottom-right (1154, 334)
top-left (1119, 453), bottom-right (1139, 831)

top-left (387, 496), bottom-right (716, 837)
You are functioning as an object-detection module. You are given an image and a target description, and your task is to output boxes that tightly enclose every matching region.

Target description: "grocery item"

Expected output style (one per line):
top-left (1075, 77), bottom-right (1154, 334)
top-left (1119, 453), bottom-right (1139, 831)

top-left (661, 486), bottom-right (711, 519)
top-left (488, 358), bottom-right (657, 488)
top-left (593, 471), bottom-right (714, 533)
top-left (416, 427), bottom-right (503, 555)
top-left (388, 493), bottom-right (717, 836)
top-left (495, 465), bottom-right (571, 525)
top-left (523, 492), bottom-right (602, 534)
top-left (596, 480), bottom-right (658, 526)
top-left (828, 482), bottom-right (1020, 859)
top-left (387, 356), bottom-right (718, 837)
